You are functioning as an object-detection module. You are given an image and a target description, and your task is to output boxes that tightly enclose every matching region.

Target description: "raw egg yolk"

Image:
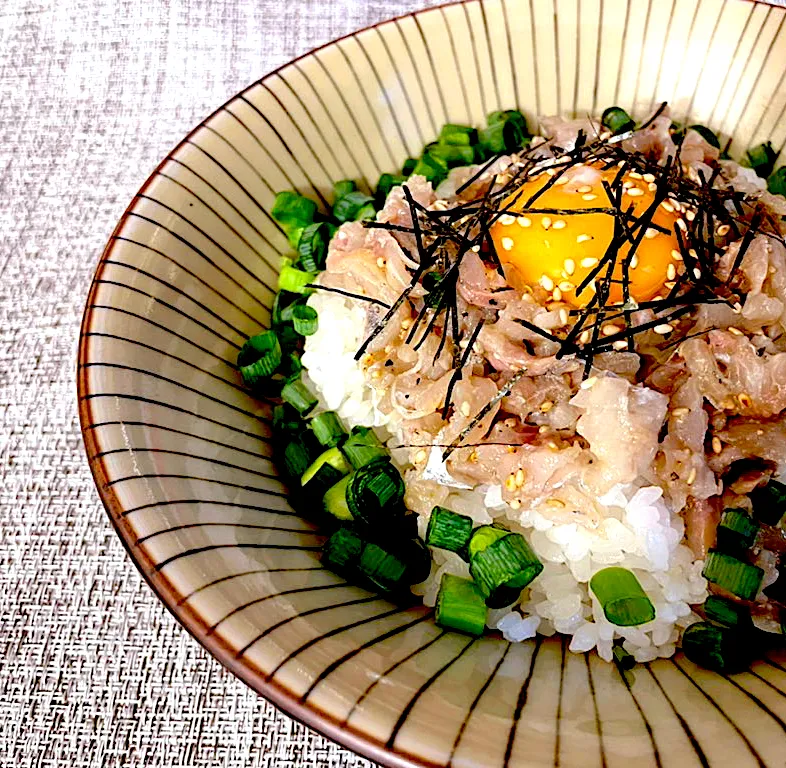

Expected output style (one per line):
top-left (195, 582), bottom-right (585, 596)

top-left (490, 164), bottom-right (684, 307)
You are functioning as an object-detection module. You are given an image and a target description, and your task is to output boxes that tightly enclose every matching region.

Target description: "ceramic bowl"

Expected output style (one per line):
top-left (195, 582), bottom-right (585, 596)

top-left (78, 1), bottom-right (786, 765)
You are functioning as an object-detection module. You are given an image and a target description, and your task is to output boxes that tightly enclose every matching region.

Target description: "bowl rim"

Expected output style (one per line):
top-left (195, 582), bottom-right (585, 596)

top-left (76, 0), bottom-right (778, 766)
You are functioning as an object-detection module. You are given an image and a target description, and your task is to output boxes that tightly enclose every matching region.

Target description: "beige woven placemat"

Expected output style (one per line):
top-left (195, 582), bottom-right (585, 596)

top-left (0, 1), bottom-right (445, 765)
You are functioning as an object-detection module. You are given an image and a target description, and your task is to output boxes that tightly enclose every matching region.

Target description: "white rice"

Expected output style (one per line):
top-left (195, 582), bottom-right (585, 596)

top-left (303, 290), bottom-right (709, 662)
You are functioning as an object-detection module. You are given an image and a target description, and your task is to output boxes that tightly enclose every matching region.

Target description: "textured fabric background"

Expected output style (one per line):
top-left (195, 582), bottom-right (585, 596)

top-left (0, 2), bottom-right (445, 766)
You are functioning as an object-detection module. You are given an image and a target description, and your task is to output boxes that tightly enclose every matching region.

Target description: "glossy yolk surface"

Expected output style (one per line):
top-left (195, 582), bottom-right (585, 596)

top-left (490, 164), bottom-right (685, 307)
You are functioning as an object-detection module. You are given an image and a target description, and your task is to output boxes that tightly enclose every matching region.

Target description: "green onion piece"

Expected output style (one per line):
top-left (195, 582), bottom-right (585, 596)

top-left (340, 426), bottom-right (388, 469)
top-left (601, 106), bottom-right (635, 135)
top-left (281, 377), bottom-right (318, 415)
top-left (281, 435), bottom-right (313, 480)
top-left (273, 403), bottom-right (302, 434)
top-left (278, 264), bottom-right (316, 294)
top-left (687, 124), bottom-right (721, 149)
top-left (345, 458), bottom-right (405, 527)
top-left (279, 351), bottom-right (303, 381)
top-left (279, 294), bottom-right (307, 324)
top-left (681, 621), bottom-right (748, 673)
top-left (237, 331), bottom-right (282, 386)
top-left (301, 446), bottom-right (351, 486)
top-left (468, 525), bottom-right (509, 560)
top-left (296, 221), bottom-right (330, 272)
top-left (402, 157), bottom-right (418, 176)
top-left (310, 411), bottom-right (346, 448)
top-left (704, 594), bottom-right (749, 628)
top-left (589, 567), bottom-right (656, 627)
top-left (397, 537), bottom-right (432, 585)
top-left (470, 533), bottom-right (543, 597)
top-left (333, 179), bottom-right (356, 200)
top-left (322, 526), bottom-right (364, 574)
top-left (375, 172), bottom-right (405, 207)
top-left (333, 190), bottom-right (375, 223)
top-left (438, 123), bottom-right (477, 146)
top-left (359, 541), bottom-right (408, 592)
top-left (435, 574), bottom-right (488, 636)
top-left (717, 509), bottom-right (760, 553)
top-left (702, 550), bottom-right (763, 600)
top-left (354, 202), bottom-right (377, 221)
top-left (478, 110), bottom-right (530, 153)
top-left (411, 152), bottom-right (448, 186)
top-left (768, 167), bottom-right (786, 197)
top-left (744, 141), bottom-right (778, 178)
top-left (291, 305), bottom-right (318, 336)
top-left (323, 475), bottom-right (352, 521)
top-left (271, 191), bottom-right (318, 247)
top-left (271, 290), bottom-right (301, 327)
top-left (750, 480), bottom-right (786, 526)
top-left (427, 143), bottom-right (476, 168)
top-left (301, 461), bottom-right (344, 499)
top-left (426, 506), bottom-right (474, 555)
top-left (612, 645), bottom-right (636, 671)
top-left (485, 584), bottom-right (522, 609)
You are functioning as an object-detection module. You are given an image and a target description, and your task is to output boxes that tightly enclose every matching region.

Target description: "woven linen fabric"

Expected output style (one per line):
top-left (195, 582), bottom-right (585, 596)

top-left (0, 1), bottom-right (445, 766)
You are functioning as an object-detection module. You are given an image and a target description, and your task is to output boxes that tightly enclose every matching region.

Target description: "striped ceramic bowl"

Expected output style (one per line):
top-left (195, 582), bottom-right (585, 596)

top-left (79, 1), bottom-right (786, 765)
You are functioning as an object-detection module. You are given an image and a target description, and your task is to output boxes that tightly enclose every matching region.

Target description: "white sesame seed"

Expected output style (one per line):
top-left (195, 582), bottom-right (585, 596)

top-left (515, 468), bottom-right (525, 487)
top-left (661, 202), bottom-right (675, 213)
top-left (556, 176), bottom-right (569, 185)
top-left (676, 218), bottom-right (687, 231)
top-left (664, 281), bottom-right (676, 290)
top-left (693, 267), bottom-right (702, 279)
top-left (540, 400), bottom-right (554, 412)
top-left (564, 258), bottom-right (576, 274)
top-left (582, 193), bottom-right (598, 201)
top-left (546, 168), bottom-right (556, 176)
top-left (499, 214), bottom-right (516, 226)
top-left (687, 467), bottom-right (697, 486)
top-left (579, 330), bottom-right (591, 344)
top-left (629, 171), bottom-right (643, 179)
top-left (460, 401), bottom-right (471, 417)
top-left (667, 263), bottom-right (677, 280)
top-left (517, 216), bottom-right (532, 228)
top-left (577, 185), bottom-right (593, 193)
top-left (580, 257), bottom-right (599, 268)
top-left (648, 182), bottom-right (658, 192)
top-left (728, 326), bottom-right (744, 336)
top-left (686, 210), bottom-right (696, 222)
top-left (623, 180), bottom-right (634, 189)
top-left (602, 324), bottom-right (622, 336)
top-left (552, 287), bottom-right (562, 302)
top-left (471, 244), bottom-right (481, 252)
top-left (501, 237), bottom-right (515, 251)
top-left (415, 449), bottom-right (427, 463)
top-left (540, 274), bottom-right (555, 291)
top-left (672, 407), bottom-right (689, 417)
top-left (505, 474), bottom-right (517, 491)
top-left (376, 257), bottom-right (386, 268)
top-left (580, 376), bottom-right (598, 389)
top-left (552, 219), bottom-right (567, 230)
top-left (630, 254), bottom-right (639, 269)
top-left (654, 323), bottom-right (673, 334)
top-left (712, 436), bottom-right (722, 454)
top-left (612, 340), bottom-right (628, 350)
top-left (559, 308), bottom-right (569, 325)
top-left (626, 187), bottom-right (644, 197)
top-left (671, 249), bottom-right (682, 261)
top-left (643, 173), bottom-right (655, 183)
top-left (645, 227), bottom-right (659, 239)
top-left (541, 216), bottom-right (553, 230)
top-left (576, 234), bottom-right (592, 244)
top-left (558, 281), bottom-right (574, 292)
top-left (717, 224), bottom-right (730, 236)
top-left (509, 499), bottom-right (521, 510)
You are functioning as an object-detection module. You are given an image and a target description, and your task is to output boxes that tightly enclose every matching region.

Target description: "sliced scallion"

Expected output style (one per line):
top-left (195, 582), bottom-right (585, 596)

top-left (296, 221), bottom-right (330, 272)
top-left (281, 377), bottom-right (317, 415)
top-left (375, 172), bottom-right (405, 207)
top-left (589, 567), bottom-right (656, 627)
top-left (353, 202), bottom-right (377, 222)
top-left (750, 480), bottom-right (786, 526)
top-left (301, 446), bottom-right (351, 486)
top-left (322, 526), bottom-right (364, 574)
top-left (291, 305), bottom-right (318, 336)
top-left (359, 541), bottom-right (408, 593)
top-left (468, 526), bottom-right (509, 560)
top-left (435, 574), bottom-right (488, 636)
top-left (345, 458), bottom-right (405, 527)
top-left (717, 509), bottom-right (760, 553)
top-left (411, 152), bottom-right (448, 186)
top-left (237, 331), bottom-right (281, 386)
top-left (279, 351), bottom-right (303, 380)
top-left (323, 475), bottom-right (352, 521)
top-left (427, 143), bottom-right (476, 168)
top-left (281, 436), bottom-right (313, 480)
top-left (438, 123), bottom-right (477, 146)
top-left (687, 124), bottom-right (721, 149)
top-left (271, 290), bottom-right (299, 327)
top-left (340, 426), bottom-right (388, 469)
top-left (333, 179), bottom-right (356, 200)
top-left (310, 411), bottom-right (346, 449)
top-left (601, 106), bottom-right (635, 135)
top-left (704, 594), bottom-right (749, 629)
top-left (273, 403), bottom-right (302, 435)
top-left (744, 141), bottom-right (777, 178)
top-left (278, 264), bottom-right (316, 294)
top-left (301, 461), bottom-right (344, 498)
top-left (333, 190), bottom-right (375, 223)
top-left (681, 621), bottom-right (748, 673)
top-left (702, 550), bottom-right (763, 600)
top-left (426, 506), bottom-right (474, 556)
top-left (478, 110), bottom-right (529, 154)
top-left (398, 537), bottom-right (432, 585)
top-left (613, 645), bottom-right (636, 671)
top-left (769, 167), bottom-right (786, 197)
top-left (470, 533), bottom-right (543, 597)
top-left (401, 157), bottom-right (418, 176)
top-left (271, 191), bottom-right (318, 248)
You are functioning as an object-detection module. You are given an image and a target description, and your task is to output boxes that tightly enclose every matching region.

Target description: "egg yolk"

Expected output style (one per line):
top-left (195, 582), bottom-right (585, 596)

top-left (490, 164), bottom-right (685, 307)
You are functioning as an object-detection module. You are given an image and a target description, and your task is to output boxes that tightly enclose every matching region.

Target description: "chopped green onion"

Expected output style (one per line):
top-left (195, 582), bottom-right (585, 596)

top-left (333, 180), bottom-right (356, 200)
top-left (310, 411), bottom-right (346, 448)
top-left (768, 167), bottom-right (786, 197)
top-left (375, 172), bottom-right (405, 207)
top-left (281, 377), bottom-right (318, 415)
top-left (687, 124), bottom-right (721, 149)
top-left (435, 574), bottom-right (488, 636)
top-left (478, 110), bottom-right (529, 154)
top-left (301, 446), bottom-right (350, 486)
top-left (411, 152), bottom-right (448, 186)
top-left (278, 264), bottom-right (316, 294)
top-left (681, 621), bottom-right (748, 673)
top-left (702, 550), bottom-right (763, 600)
top-left (276, 323), bottom-right (301, 354)
top-left (359, 541), bottom-right (408, 592)
top-left (704, 594), bottom-right (749, 629)
top-left (601, 106), bottom-right (635, 135)
top-left (750, 480), bottom-right (786, 526)
top-left (589, 567), bottom-right (656, 627)
top-left (237, 331), bottom-right (281, 386)
top-left (402, 157), bottom-right (418, 176)
top-left (426, 506), bottom-right (474, 555)
top-left (273, 403), bottom-right (302, 434)
top-left (345, 458), bottom-right (405, 527)
top-left (271, 290), bottom-right (300, 327)
top-left (354, 202), bottom-right (377, 221)
top-left (301, 461), bottom-right (344, 498)
top-left (613, 645), bottom-right (636, 671)
top-left (717, 509), bottom-right (760, 553)
top-left (485, 584), bottom-right (522, 609)
top-left (397, 537), bottom-right (432, 585)
top-left (296, 221), bottom-right (330, 272)
top-left (323, 475), bottom-right (352, 521)
top-left (340, 426), bottom-right (388, 469)
top-left (291, 305), bottom-right (318, 336)
top-left (279, 294), bottom-right (306, 324)
top-left (322, 526), bottom-right (364, 574)
top-left (333, 190), bottom-right (375, 222)
top-left (281, 435), bottom-right (313, 480)
top-left (744, 141), bottom-right (778, 178)
top-left (271, 191), bottom-right (318, 248)
top-left (427, 143), bottom-right (476, 168)
top-left (438, 123), bottom-right (477, 146)
top-left (470, 533), bottom-right (543, 597)
top-left (468, 526), bottom-right (509, 560)
top-left (279, 351), bottom-right (303, 380)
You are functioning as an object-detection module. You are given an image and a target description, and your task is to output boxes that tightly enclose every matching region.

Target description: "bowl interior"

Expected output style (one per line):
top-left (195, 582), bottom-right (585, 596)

top-left (79, 1), bottom-right (786, 766)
